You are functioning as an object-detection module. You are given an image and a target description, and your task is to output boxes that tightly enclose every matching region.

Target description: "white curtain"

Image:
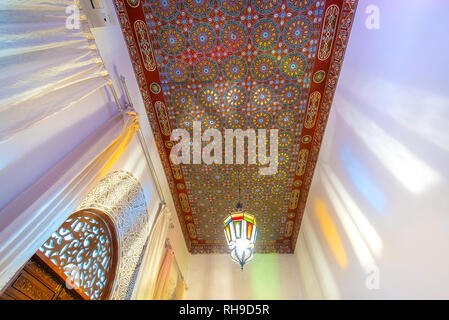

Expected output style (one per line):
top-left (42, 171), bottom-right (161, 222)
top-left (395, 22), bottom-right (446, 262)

top-left (0, 112), bottom-right (139, 291)
top-left (132, 205), bottom-right (172, 300)
top-left (0, 0), bottom-right (109, 142)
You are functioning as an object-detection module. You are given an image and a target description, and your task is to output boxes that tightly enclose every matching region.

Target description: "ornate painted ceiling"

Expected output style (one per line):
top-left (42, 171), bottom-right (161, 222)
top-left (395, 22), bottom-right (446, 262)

top-left (112, 0), bottom-right (358, 253)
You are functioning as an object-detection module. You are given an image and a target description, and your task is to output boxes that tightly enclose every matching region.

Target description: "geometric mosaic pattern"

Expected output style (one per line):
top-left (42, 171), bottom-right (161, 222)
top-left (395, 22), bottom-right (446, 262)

top-left (113, 0), bottom-right (358, 253)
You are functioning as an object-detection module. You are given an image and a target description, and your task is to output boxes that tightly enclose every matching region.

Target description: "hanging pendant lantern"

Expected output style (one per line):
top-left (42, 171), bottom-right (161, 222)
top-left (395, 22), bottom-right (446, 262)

top-left (223, 208), bottom-right (258, 270)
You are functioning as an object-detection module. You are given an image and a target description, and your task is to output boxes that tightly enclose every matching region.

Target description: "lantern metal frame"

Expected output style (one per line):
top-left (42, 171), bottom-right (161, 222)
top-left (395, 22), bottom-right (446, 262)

top-left (223, 210), bottom-right (258, 270)
top-left (223, 166), bottom-right (258, 269)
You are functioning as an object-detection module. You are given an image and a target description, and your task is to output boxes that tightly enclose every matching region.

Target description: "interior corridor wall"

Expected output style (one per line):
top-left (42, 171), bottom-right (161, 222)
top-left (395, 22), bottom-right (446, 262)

top-left (295, 0), bottom-right (449, 299)
top-left (185, 254), bottom-right (303, 300)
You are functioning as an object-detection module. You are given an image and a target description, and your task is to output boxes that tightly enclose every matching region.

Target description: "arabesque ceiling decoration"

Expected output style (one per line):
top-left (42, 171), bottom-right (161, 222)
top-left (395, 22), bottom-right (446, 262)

top-left (112, 0), bottom-right (358, 253)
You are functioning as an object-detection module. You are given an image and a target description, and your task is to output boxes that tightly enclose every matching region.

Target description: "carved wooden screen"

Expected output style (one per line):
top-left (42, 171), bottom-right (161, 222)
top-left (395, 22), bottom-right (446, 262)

top-left (39, 210), bottom-right (118, 300)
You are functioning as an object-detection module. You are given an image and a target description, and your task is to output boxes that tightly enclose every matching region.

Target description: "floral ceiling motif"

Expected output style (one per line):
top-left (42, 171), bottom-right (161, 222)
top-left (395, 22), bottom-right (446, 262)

top-left (113, 0), bottom-right (358, 253)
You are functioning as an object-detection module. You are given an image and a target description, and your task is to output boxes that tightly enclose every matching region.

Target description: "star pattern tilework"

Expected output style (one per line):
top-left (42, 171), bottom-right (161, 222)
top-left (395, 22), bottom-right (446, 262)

top-left (142, 0), bottom-right (325, 253)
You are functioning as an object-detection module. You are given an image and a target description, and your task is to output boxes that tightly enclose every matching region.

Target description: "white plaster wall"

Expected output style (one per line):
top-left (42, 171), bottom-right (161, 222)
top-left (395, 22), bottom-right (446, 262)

top-left (86, 1), bottom-right (191, 278)
top-left (185, 254), bottom-right (303, 300)
top-left (295, 0), bottom-right (449, 299)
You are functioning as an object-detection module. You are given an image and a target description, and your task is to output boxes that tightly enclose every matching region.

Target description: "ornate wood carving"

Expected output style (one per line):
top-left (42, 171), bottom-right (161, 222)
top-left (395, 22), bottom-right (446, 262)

top-left (39, 210), bottom-right (118, 300)
top-left (0, 255), bottom-right (84, 300)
